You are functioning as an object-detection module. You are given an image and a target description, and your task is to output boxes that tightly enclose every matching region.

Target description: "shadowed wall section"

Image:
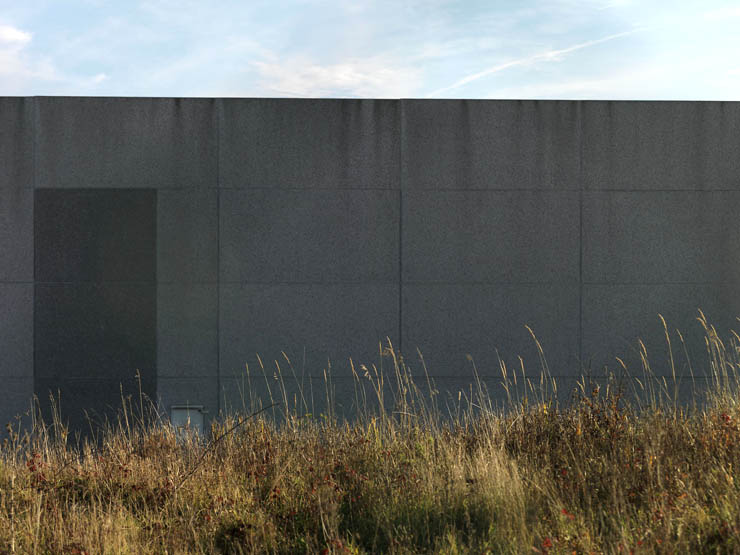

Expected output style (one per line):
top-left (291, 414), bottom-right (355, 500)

top-left (34, 189), bottom-right (156, 432)
top-left (1, 97), bottom-right (739, 433)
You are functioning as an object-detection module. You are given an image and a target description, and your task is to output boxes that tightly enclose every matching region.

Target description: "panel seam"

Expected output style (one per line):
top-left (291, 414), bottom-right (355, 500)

top-left (216, 99), bottom-right (222, 418)
top-left (32, 96), bottom-right (37, 423)
top-left (578, 101), bottom-right (584, 374)
top-left (398, 100), bottom-right (404, 359)
top-left (154, 187), bottom-right (159, 418)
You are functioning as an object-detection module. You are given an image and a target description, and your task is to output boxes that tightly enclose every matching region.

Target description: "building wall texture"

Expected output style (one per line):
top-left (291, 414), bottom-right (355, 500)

top-left (1, 97), bottom-right (739, 432)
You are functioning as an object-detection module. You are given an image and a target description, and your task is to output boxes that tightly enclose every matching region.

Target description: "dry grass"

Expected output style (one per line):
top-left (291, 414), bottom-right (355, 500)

top-left (3, 311), bottom-right (740, 553)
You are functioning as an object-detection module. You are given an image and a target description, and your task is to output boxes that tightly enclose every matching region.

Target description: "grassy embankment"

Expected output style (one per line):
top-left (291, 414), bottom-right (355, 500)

top-left (2, 311), bottom-right (740, 553)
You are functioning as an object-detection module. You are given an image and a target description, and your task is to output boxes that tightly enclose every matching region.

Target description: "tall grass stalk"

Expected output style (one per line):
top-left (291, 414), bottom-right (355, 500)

top-left (3, 313), bottom-right (740, 552)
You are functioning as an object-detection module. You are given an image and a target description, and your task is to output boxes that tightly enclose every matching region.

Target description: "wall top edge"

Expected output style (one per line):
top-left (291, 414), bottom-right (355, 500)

top-left (1, 96), bottom-right (738, 104)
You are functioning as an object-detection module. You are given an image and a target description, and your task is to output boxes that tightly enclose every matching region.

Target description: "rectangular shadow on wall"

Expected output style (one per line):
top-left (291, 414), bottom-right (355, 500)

top-left (34, 189), bottom-right (157, 436)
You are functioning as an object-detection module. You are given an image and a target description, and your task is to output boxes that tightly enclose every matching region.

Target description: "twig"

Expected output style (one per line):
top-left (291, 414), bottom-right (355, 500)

top-left (174, 403), bottom-right (276, 492)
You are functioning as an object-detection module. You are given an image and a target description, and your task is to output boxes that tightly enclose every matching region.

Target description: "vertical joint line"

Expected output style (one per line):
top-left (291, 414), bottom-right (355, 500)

top-left (216, 100), bottom-right (222, 418)
top-left (32, 96), bottom-right (37, 408)
top-left (578, 101), bottom-right (584, 373)
top-left (154, 189), bottom-right (159, 413)
top-left (398, 100), bottom-right (404, 357)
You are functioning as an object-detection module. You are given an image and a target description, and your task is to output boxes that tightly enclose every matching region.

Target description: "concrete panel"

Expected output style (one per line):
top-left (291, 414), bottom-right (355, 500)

top-left (220, 375), bottom-right (412, 423)
top-left (403, 190), bottom-right (579, 283)
top-left (0, 97), bottom-right (33, 188)
top-left (583, 191), bottom-right (740, 284)
top-left (157, 283), bottom-right (218, 378)
top-left (223, 374), bottom-right (715, 421)
top-left (35, 189), bottom-right (156, 282)
top-left (219, 283), bottom-right (399, 378)
top-left (156, 377), bottom-right (218, 423)
top-left (442, 375), bottom-right (698, 412)
top-left (387, 374), bottom-right (690, 415)
top-left (35, 377), bottom-right (156, 435)
top-left (157, 189), bottom-right (217, 282)
top-left (581, 283), bottom-right (740, 377)
top-left (582, 101), bottom-right (740, 190)
top-left (0, 187), bottom-right (33, 281)
top-left (220, 375), bottom-right (307, 416)
top-left (219, 375), bottom-right (373, 420)
top-left (36, 97), bottom-right (216, 189)
top-left (219, 99), bottom-right (400, 189)
top-left (402, 283), bottom-right (580, 378)
top-left (388, 372), bottom-right (714, 414)
top-left (217, 374), bottom-right (618, 421)
top-left (220, 189), bottom-right (399, 283)
top-left (411, 375), bottom-right (562, 414)
top-left (219, 376), bottom-right (258, 415)
top-left (35, 283), bottom-right (156, 382)
top-left (402, 100), bottom-right (580, 190)
top-left (0, 377), bottom-right (33, 440)
top-left (0, 283), bottom-right (33, 378)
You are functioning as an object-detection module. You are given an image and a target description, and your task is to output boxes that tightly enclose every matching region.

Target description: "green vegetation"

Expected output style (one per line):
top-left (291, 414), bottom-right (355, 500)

top-left (3, 311), bottom-right (740, 553)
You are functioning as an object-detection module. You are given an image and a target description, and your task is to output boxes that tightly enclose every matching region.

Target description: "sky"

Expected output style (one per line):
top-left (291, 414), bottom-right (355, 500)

top-left (1, 0), bottom-right (739, 99)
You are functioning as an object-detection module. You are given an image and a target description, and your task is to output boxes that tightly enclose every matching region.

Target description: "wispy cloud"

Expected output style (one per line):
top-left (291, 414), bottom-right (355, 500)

top-left (425, 28), bottom-right (645, 97)
top-left (2, 1), bottom-right (738, 99)
top-left (0, 21), bottom-right (112, 94)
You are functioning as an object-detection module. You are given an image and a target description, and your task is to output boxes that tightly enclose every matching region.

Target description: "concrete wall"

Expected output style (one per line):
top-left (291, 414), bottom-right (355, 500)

top-left (1, 98), bottom-right (34, 435)
top-left (2, 97), bottom-right (739, 433)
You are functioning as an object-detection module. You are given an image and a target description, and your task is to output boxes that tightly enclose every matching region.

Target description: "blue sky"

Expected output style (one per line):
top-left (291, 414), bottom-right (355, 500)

top-left (1, 0), bottom-right (739, 99)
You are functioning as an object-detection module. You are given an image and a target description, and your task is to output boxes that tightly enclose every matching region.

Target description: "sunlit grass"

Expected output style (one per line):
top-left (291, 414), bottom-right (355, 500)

top-left (2, 310), bottom-right (740, 553)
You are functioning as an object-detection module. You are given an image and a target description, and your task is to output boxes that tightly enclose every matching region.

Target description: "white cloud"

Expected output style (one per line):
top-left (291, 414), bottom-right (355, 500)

top-left (251, 55), bottom-right (422, 97)
top-left (0, 24), bottom-right (31, 44)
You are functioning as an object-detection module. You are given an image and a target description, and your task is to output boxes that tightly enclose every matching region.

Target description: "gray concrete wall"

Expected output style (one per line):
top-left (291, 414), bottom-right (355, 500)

top-left (1, 98), bottom-right (34, 435)
top-left (2, 97), bottom-right (740, 433)
top-left (34, 189), bottom-right (157, 431)
top-left (581, 101), bottom-right (740, 382)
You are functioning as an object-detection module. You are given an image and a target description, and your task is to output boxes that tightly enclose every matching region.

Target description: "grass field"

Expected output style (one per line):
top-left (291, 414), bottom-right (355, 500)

top-left (3, 311), bottom-right (740, 553)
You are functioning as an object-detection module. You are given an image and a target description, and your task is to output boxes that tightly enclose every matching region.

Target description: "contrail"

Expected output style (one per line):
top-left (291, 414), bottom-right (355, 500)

top-left (425, 28), bottom-right (645, 98)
